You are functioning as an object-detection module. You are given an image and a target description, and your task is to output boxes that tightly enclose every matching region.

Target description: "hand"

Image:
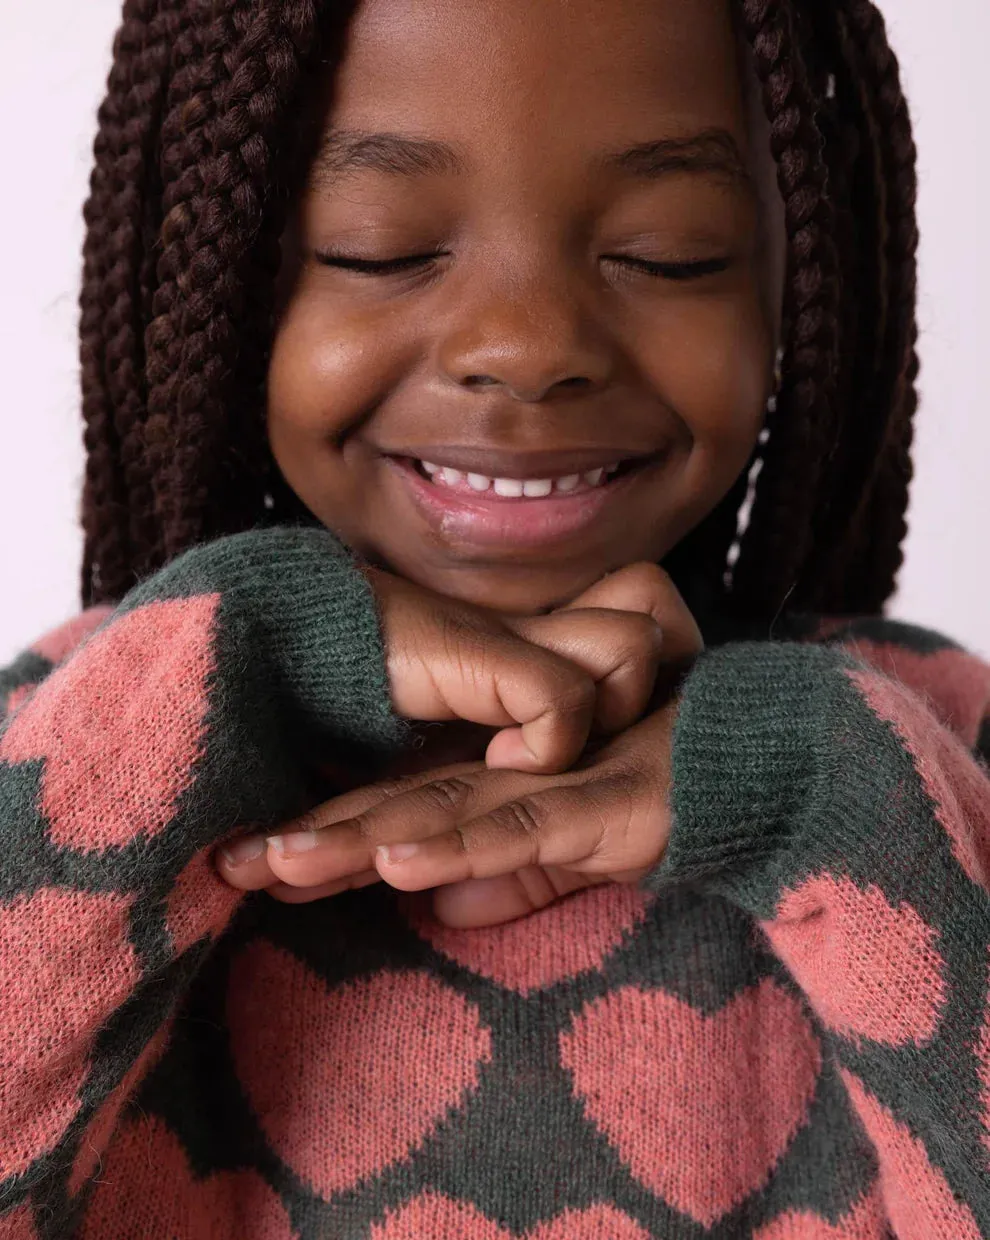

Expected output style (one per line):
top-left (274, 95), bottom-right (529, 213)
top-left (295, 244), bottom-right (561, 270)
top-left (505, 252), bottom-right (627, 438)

top-left (217, 563), bottom-right (702, 925)
top-left (361, 559), bottom-right (688, 773)
top-left (225, 698), bottom-right (680, 925)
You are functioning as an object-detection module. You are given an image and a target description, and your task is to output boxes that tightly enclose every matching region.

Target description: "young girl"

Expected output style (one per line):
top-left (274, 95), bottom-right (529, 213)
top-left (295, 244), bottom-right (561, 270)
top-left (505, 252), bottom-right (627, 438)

top-left (1, 0), bottom-right (988, 1235)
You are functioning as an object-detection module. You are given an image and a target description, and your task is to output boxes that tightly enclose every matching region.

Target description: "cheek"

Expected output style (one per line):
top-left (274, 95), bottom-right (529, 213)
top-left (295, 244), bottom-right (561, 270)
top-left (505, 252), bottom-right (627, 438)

top-left (646, 294), bottom-right (770, 481)
top-left (267, 295), bottom-right (405, 440)
top-left (265, 290), bottom-right (420, 544)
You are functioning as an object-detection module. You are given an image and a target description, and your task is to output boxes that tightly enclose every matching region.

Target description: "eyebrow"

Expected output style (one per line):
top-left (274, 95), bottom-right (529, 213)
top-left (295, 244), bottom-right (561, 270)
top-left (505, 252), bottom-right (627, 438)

top-left (310, 126), bottom-right (752, 188)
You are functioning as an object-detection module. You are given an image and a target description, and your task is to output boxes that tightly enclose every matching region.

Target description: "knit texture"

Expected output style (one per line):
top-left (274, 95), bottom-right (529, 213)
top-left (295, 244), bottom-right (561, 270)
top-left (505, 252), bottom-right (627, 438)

top-left (0, 527), bottom-right (988, 1238)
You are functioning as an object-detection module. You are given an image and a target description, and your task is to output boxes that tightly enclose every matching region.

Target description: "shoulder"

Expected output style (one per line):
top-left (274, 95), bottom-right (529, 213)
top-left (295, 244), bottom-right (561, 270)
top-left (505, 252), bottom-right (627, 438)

top-left (800, 615), bottom-right (989, 756)
top-left (1, 606), bottom-right (114, 717)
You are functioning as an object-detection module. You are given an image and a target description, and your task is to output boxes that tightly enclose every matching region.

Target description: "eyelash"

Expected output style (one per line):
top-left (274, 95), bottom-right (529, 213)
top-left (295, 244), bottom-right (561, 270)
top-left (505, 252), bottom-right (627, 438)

top-left (314, 250), bottom-right (731, 281)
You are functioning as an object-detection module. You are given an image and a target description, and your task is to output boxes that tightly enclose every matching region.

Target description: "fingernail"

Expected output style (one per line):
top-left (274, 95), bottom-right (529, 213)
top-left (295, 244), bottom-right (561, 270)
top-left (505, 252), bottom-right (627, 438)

top-left (378, 843), bottom-right (419, 864)
top-left (220, 835), bottom-right (265, 866)
top-left (267, 831), bottom-right (319, 856)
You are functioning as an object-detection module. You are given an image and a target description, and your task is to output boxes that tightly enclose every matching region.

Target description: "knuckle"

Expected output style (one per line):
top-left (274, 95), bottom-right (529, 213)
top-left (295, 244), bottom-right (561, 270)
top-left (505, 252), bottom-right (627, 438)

top-left (490, 796), bottom-right (546, 839)
top-left (368, 776), bottom-right (414, 801)
top-left (420, 776), bottom-right (476, 813)
top-left (614, 614), bottom-right (665, 664)
top-left (590, 769), bottom-right (643, 856)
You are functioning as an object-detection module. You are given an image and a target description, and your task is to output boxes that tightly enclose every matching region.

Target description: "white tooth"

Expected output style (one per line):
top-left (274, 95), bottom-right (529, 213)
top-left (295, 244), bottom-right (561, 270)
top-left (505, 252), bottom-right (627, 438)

top-left (440, 467), bottom-right (464, 486)
top-left (421, 460), bottom-right (440, 475)
top-left (555, 473), bottom-right (581, 493)
top-left (605, 461), bottom-right (621, 475)
top-left (522, 478), bottom-right (554, 497)
top-left (584, 467), bottom-right (605, 486)
top-left (467, 473), bottom-right (492, 492)
top-left (493, 477), bottom-right (525, 497)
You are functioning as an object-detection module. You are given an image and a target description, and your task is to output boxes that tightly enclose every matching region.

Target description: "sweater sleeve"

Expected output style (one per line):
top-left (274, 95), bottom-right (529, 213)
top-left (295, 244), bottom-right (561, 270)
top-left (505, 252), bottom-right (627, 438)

top-left (644, 635), bottom-right (990, 1238)
top-left (0, 527), bottom-right (410, 1229)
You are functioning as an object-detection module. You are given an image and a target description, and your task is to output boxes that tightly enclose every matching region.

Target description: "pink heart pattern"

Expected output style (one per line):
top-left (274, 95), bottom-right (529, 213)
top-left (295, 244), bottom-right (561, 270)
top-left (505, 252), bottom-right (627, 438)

top-left (228, 942), bottom-right (493, 1200)
top-left (0, 1204), bottom-right (39, 1239)
top-left (400, 884), bottom-right (654, 995)
top-left (753, 1186), bottom-right (887, 1238)
top-left (976, 951), bottom-right (990, 1158)
top-left (840, 1069), bottom-right (981, 1240)
top-left (78, 1114), bottom-right (296, 1240)
top-left (849, 669), bottom-right (990, 893)
top-left (761, 873), bottom-right (947, 1047)
top-left (68, 1020), bottom-right (173, 1198)
top-left (370, 1191), bottom-right (652, 1238)
top-left (0, 596), bottom-right (218, 853)
top-left (559, 978), bottom-right (821, 1227)
top-left (0, 888), bottom-right (138, 1180)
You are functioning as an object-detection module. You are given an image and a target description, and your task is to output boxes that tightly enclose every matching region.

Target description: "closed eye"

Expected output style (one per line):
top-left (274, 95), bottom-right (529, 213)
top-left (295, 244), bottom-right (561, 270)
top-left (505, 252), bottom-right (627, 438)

top-left (605, 255), bottom-right (732, 280)
top-left (314, 250), bottom-right (447, 275)
top-left (314, 250), bottom-right (731, 281)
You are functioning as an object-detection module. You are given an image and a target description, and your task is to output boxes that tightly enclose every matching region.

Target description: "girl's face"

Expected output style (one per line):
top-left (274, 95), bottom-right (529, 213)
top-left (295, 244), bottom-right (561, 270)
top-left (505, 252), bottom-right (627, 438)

top-left (268, 0), bottom-right (785, 614)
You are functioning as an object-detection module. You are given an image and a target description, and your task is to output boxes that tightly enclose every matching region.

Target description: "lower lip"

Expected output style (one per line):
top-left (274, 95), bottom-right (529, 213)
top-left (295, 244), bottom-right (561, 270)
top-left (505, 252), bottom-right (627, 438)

top-left (385, 456), bottom-right (656, 549)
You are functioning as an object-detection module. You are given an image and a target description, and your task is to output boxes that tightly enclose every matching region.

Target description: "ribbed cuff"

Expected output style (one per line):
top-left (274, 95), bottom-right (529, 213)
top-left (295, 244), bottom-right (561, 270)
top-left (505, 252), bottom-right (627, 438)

top-left (123, 526), bottom-right (413, 758)
top-left (643, 641), bottom-right (853, 896)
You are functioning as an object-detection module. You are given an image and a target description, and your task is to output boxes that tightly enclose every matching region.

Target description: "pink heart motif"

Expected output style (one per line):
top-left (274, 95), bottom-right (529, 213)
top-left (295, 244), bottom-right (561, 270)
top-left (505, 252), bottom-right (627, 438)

top-left (228, 942), bottom-right (493, 1201)
top-left (370, 1191), bottom-right (652, 1238)
top-left (840, 1069), bottom-right (982, 1240)
top-left (78, 1114), bottom-right (294, 1240)
top-left (0, 596), bottom-right (219, 853)
top-left (0, 1203), bottom-right (38, 1239)
top-left (559, 977), bottom-right (822, 1227)
top-left (753, 1186), bottom-right (887, 1239)
top-left (400, 883), bottom-right (654, 995)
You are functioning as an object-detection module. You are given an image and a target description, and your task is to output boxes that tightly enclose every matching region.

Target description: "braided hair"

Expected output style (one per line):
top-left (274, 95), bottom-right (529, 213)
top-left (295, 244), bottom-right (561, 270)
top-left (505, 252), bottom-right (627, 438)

top-left (79, 0), bottom-right (920, 622)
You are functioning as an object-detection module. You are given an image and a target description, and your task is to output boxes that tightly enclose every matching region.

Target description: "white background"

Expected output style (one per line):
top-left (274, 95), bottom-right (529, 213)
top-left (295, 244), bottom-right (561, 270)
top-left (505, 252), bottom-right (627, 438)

top-left (0, 0), bottom-right (986, 662)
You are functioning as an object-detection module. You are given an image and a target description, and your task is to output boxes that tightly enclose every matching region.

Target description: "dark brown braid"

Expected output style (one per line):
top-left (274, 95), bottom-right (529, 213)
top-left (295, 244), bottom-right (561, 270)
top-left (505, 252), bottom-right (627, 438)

top-left (80, 0), bottom-right (186, 602)
top-left (813, 0), bottom-right (919, 611)
top-left (726, 0), bottom-right (843, 617)
top-left (79, 0), bottom-right (921, 624)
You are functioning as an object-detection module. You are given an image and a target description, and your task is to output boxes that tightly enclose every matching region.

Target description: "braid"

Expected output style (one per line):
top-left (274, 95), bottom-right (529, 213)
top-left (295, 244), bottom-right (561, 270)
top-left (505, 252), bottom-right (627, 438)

top-left (80, 0), bottom-right (337, 601)
top-left (813, 0), bottom-right (919, 611)
top-left (143, 0), bottom-right (325, 568)
top-left (79, 0), bottom-right (180, 604)
top-left (727, 0), bottom-right (842, 617)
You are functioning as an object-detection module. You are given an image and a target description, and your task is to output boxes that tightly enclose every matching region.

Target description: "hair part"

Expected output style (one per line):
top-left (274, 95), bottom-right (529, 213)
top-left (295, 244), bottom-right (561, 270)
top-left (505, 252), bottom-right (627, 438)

top-left (79, 0), bottom-right (920, 622)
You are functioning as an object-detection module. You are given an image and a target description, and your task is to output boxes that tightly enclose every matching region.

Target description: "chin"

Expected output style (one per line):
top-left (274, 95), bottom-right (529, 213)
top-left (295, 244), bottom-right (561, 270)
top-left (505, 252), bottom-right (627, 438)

top-left (388, 557), bottom-right (616, 615)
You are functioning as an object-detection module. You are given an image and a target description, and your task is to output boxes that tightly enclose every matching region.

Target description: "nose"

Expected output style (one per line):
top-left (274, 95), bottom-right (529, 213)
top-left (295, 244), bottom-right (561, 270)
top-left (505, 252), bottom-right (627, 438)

top-left (436, 256), bottom-right (615, 403)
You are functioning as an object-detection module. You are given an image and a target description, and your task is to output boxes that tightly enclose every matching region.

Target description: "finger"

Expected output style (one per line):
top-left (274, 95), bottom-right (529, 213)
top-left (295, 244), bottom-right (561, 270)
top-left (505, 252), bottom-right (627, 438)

top-left (265, 764), bottom-right (529, 888)
top-left (266, 869), bottom-right (381, 904)
top-left (457, 626), bottom-right (598, 773)
top-left (372, 773), bottom-right (639, 891)
top-left (432, 866), bottom-right (610, 928)
top-left (501, 607), bottom-right (663, 736)
top-left (215, 836), bottom-right (277, 890)
top-left (387, 599), bottom-right (598, 774)
top-left (258, 759), bottom-right (488, 888)
top-left (558, 561), bottom-right (704, 672)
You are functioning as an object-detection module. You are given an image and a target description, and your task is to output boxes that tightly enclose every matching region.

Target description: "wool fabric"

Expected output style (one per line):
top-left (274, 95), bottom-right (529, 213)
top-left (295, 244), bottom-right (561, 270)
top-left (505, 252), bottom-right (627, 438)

top-left (0, 526), bottom-right (988, 1239)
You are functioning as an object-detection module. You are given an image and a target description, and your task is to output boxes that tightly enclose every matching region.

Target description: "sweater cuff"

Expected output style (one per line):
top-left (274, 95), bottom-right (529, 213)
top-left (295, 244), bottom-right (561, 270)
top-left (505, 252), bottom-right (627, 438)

top-left (123, 526), bottom-right (413, 759)
top-left (643, 641), bottom-right (852, 896)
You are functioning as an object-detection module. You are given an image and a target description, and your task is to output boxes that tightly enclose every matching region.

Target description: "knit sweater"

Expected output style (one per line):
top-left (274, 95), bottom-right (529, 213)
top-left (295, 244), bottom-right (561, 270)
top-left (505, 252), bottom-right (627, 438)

top-left (0, 527), bottom-right (988, 1240)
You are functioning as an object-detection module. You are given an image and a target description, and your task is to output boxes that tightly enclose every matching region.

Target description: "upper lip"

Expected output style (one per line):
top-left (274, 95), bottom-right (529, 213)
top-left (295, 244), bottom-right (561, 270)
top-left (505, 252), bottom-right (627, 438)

top-left (385, 446), bottom-right (658, 479)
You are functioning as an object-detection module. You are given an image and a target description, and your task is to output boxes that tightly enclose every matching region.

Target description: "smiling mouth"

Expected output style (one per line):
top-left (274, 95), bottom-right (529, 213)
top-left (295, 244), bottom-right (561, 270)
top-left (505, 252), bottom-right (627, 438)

top-left (407, 455), bottom-right (645, 498)
top-left (384, 451), bottom-right (662, 550)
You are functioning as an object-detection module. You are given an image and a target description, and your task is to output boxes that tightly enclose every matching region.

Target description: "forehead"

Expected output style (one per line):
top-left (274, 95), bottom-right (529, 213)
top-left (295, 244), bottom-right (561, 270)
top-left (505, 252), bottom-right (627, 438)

top-left (327, 0), bottom-right (747, 162)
